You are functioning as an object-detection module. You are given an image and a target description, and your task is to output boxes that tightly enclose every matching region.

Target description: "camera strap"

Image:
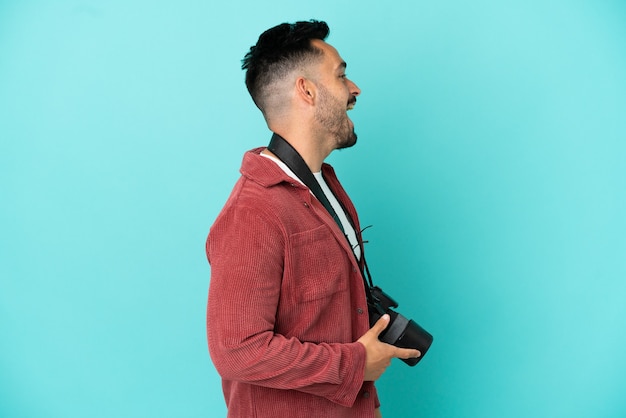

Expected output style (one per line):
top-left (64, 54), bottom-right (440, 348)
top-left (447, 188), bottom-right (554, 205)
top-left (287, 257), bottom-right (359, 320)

top-left (267, 133), bottom-right (376, 302)
top-left (267, 133), bottom-right (346, 233)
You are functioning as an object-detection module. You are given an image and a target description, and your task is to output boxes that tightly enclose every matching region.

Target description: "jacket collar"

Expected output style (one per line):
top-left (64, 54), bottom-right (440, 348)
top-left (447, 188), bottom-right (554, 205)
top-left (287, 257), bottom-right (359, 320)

top-left (240, 147), bottom-right (337, 189)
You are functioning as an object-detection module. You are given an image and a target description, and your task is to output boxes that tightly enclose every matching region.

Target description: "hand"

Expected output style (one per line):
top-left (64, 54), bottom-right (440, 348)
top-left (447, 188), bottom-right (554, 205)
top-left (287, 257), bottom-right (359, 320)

top-left (357, 314), bottom-right (421, 381)
top-left (375, 408), bottom-right (383, 418)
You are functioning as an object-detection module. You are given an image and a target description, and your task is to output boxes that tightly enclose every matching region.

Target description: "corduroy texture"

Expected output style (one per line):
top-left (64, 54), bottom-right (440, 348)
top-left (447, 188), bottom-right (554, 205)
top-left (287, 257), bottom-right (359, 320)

top-left (207, 148), bottom-right (379, 417)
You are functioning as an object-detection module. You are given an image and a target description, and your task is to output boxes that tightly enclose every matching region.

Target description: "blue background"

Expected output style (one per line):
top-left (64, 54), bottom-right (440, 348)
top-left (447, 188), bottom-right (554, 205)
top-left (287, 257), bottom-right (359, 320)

top-left (1, 1), bottom-right (625, 417)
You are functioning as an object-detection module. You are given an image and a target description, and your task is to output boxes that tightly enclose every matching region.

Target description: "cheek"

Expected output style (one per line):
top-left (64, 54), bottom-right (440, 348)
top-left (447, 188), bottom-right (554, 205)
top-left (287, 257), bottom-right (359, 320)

top-left (340, 83), bottom-right (350, 98)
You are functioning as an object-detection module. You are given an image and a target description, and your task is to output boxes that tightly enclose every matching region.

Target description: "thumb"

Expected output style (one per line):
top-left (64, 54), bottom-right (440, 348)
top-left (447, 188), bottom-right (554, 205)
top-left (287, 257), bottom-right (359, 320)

top-left (370, 314), bottom-right (390, 337)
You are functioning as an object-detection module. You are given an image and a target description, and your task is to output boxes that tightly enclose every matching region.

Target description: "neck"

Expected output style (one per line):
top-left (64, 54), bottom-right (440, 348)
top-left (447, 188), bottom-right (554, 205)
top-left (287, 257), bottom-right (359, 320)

top-left (269, 129), bottom-right (331, 172)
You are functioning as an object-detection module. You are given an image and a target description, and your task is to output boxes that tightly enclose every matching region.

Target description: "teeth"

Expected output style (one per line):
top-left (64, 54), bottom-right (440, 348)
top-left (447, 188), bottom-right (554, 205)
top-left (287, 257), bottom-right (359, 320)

top-left (347, 104), bottom-right (354, 111)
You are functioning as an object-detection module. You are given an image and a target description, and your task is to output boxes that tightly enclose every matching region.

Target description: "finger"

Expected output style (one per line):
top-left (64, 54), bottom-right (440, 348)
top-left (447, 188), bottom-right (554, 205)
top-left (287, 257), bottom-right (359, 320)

top-left (394, 347), bottom-right (421, 359)
top-left (370, 314), bottom-right (390, 336)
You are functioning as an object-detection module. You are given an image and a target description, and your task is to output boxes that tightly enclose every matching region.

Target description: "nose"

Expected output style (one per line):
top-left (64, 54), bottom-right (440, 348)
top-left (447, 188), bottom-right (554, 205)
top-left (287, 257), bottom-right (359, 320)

top-left (347, 78), bottom-right (361, 97)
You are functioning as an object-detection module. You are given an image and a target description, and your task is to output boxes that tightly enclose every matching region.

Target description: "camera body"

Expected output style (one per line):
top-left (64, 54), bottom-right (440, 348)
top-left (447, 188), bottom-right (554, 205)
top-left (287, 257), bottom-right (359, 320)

top-left (368, 286), bottom-right (433, 366)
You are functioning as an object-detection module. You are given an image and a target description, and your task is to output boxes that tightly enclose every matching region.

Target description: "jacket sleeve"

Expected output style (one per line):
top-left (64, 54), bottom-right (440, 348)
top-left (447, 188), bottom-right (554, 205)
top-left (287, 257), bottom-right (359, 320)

top-left (206, 203), bottom-right (367, 407)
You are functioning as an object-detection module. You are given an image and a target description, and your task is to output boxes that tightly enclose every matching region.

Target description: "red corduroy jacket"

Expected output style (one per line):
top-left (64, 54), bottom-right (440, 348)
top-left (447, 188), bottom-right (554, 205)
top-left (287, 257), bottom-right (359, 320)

top-left (207, 148), bottom-right (379, 417)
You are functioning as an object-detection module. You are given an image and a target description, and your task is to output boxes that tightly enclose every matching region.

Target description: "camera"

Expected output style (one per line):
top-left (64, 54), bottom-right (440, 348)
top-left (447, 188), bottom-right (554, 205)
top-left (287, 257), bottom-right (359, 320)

top-left (368, 286), bottom-right (433, 366)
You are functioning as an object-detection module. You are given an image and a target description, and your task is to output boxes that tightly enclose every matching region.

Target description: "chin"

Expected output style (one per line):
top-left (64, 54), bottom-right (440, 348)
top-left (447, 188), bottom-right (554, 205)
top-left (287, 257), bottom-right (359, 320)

top-left (337, 132), bottom-right (357, 150)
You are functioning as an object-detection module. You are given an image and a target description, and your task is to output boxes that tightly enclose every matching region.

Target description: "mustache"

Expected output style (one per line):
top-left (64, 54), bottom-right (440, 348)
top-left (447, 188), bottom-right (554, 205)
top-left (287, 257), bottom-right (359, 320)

top-left (348, 97), bottom-right (357, 106)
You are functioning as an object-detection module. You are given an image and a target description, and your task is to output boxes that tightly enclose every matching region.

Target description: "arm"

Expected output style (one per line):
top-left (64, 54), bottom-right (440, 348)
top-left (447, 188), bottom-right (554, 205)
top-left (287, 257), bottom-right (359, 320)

top-left (207, 205), bottom-right (366, 407)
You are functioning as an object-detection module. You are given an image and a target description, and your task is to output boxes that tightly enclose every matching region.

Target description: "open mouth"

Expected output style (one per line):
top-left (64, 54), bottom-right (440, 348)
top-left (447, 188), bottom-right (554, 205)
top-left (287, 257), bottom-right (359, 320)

top-left (347, 97), bottom-right (357, 111)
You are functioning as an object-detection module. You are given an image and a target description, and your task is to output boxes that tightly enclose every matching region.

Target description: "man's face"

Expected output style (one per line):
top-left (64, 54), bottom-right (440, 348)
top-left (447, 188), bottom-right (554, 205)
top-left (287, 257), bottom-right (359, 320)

top-left (310, 40), bottom-right (361, 150)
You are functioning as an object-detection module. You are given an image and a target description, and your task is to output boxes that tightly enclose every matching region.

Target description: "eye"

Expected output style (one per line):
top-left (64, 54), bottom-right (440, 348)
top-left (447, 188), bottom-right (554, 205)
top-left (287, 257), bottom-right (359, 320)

top-left (339, 74), bottom-right (347, 79)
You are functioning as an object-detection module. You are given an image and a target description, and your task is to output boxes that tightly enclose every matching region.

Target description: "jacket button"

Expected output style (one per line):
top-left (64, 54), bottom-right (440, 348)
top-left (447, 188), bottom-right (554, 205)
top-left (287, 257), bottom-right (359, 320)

top-left (363, 391), bottom-right (370, 398)
top-left (357, 308), bottom-right (363, 315)
top-left (303, 202), bottom-right (309, 208)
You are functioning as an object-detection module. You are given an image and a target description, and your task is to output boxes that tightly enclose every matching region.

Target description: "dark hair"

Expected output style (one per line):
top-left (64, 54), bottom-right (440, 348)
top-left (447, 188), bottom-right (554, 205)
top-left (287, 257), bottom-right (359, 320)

top-left (242, 20), bottom-right (330, 111)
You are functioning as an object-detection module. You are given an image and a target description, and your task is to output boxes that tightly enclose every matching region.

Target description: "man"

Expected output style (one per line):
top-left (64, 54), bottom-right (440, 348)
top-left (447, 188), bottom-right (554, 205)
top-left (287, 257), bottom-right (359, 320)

top-left (206, 20), bottom-right (420, 417)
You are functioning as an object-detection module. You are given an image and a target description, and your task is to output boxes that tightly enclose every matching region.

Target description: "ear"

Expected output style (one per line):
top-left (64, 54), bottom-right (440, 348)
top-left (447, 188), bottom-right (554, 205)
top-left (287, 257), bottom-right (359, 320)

top-left (295, 77), bottom-right (317, 106)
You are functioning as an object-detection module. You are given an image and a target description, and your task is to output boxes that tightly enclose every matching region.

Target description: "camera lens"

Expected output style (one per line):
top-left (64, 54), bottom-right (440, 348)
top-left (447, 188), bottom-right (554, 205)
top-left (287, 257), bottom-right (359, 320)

top-left (380, 311), bottom-right (433, 366)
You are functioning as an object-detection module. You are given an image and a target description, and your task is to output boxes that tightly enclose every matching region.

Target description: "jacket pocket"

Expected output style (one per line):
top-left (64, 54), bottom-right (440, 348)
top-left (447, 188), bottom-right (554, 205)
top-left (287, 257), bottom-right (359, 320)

top-left (286, 224), bottom-right (350, 303)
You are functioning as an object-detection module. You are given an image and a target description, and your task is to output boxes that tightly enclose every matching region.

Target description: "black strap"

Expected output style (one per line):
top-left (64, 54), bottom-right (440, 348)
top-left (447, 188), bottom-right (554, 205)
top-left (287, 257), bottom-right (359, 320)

top-left (267, 133), bottom-right (345, 233)
top-left (266, 133), bottom-right (377, 304)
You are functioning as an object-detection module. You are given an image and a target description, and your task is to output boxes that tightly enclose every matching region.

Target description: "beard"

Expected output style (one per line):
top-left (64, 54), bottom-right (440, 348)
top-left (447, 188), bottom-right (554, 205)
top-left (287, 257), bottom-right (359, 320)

top-left (315, 84), bottom-right (357, 150)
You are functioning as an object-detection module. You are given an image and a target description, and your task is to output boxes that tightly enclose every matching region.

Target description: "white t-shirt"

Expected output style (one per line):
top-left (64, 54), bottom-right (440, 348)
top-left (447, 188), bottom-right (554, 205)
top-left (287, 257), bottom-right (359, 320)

top-left (312, 171), bottom-right (361, 260)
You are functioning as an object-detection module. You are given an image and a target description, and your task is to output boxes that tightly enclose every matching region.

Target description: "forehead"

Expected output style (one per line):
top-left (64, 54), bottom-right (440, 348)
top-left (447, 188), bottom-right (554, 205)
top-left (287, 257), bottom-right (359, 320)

top-left (311, 39), bottom-right (345, 69)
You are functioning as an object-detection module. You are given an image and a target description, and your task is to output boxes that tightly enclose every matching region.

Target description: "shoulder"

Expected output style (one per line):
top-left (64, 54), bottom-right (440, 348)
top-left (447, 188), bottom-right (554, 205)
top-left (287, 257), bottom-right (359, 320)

top-left (240, 148), bottom-right (293, 188)
top-left (211, 155), bottom-right (311, 237)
